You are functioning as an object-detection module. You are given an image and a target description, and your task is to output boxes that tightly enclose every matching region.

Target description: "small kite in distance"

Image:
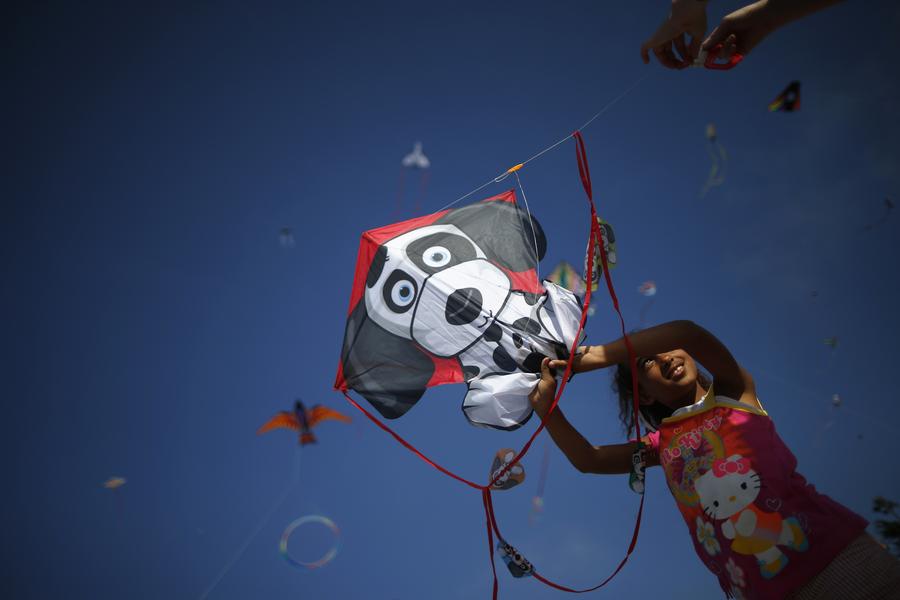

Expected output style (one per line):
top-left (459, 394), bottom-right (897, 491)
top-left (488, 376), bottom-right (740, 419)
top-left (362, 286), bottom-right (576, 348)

top-left (547, 261), bottom-right (586, 297)
top-left (396, 142), bottom-right (431, 215)
top-left (638, 281), bottom-right (657, 297)
top-left (258, 400), bottom-right (351, 445)
top-left (401, 142), bottom-right (430, 170)
top-left (103, 477), bottom-right (126, 489)
top-left (823, 337), bottom-right (838, 350)
top-left (279, 228), bottom-right (295, 248)
top-left (701, 123), bottom-right (727, 198)
top-left (769, 81), bottom-right (801, 112)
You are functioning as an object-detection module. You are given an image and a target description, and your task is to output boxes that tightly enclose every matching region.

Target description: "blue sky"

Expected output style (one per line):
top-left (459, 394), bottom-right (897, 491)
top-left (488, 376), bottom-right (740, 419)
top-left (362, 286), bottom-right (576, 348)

top-left (6, 1), bottom-right (900, 599)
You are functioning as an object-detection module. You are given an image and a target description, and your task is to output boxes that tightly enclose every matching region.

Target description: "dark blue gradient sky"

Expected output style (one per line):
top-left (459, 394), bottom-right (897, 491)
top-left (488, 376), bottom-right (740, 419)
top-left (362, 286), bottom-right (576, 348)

top-left (6, 2), bottom-right (900, 599)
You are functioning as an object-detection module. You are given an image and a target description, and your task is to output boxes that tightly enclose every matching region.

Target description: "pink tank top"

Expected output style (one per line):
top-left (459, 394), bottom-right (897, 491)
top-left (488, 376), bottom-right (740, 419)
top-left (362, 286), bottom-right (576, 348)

top-left (645, 387), bottom-right (867, 599)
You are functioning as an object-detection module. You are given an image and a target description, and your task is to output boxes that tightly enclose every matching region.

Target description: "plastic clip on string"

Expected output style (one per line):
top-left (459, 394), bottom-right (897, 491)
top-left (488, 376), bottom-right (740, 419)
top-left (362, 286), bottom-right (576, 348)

top-left (493, 163), bottom-right (525, 183)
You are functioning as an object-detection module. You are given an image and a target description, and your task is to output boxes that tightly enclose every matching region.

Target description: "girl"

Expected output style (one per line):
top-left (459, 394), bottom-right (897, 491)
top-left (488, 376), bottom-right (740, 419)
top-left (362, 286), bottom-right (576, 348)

top-left (530, 319), bottom-right (900, 599)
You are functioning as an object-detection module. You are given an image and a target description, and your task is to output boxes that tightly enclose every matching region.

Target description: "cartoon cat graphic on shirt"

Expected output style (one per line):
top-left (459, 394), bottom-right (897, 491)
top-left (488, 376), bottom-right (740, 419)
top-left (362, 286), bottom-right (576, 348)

top-left (694, 454), bottom-right (809, 579)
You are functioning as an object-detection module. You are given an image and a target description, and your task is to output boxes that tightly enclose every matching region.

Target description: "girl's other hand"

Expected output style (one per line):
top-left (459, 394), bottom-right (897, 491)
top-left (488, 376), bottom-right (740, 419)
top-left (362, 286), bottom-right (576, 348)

top-left (641, 0), bottom-right (708, 68)
top-left (528, 358), bottom-right (559, 417)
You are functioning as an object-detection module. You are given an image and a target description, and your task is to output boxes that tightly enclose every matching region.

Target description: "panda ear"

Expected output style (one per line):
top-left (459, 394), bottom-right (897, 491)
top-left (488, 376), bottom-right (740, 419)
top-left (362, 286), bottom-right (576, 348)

top-left (366, 246), bottom-right (388, 288)
top-left (438, 199), bottom-right (546, 272)
top-left (340, 301), bottom-right (434, 419)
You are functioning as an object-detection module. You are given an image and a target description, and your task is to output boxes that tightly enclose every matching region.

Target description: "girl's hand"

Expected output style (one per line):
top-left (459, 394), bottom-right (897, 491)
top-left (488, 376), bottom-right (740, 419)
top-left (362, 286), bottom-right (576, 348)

top-left (548, 345), bottom-right (608, 374)
top-left (641, 0), bottom-right (708, 68)
top-left (528, 358), bottom-right (559, 418)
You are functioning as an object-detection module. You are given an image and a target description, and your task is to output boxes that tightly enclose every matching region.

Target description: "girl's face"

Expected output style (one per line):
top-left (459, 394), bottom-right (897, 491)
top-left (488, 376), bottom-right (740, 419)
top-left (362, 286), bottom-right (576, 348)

top-left (636, 349), bottom-right (700, 410)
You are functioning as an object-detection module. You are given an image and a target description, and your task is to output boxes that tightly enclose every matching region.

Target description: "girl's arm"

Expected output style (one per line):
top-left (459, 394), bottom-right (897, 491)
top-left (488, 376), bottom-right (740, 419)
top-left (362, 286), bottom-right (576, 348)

top-left (552, 320), bottom-right (759, 409)
top-left (530, 359), bottom-right (659, 474)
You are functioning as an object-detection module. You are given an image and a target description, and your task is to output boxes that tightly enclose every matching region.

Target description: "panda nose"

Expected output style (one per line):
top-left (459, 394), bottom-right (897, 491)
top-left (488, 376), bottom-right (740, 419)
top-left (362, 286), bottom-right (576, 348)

top-left (445, 287), bottom-right (483, 325)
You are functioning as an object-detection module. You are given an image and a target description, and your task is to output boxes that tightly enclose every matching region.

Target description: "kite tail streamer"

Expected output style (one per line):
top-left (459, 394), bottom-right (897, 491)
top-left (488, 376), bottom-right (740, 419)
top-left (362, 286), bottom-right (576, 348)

top-left (113, 489), bottom-right (125, 535)
top-left (394, 166), bottom-right (407, 218)
top-left (639, 297), bottom-right (656, 329)
top-left (197, 448), bottom-right (302, 600)
top-left (701, 140), bottom-right (726, 198)
top-left (414, 170), bottom-right (430, 214)
top-left (529, 439), bottom-right (552, 524)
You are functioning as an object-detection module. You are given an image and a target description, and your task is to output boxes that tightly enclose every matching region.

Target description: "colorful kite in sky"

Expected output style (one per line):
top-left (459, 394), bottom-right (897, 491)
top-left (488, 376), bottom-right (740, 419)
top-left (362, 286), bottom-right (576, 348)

top-left (547, 261), bottom-right (586, 297)
top-left (335, 190), bottom-right (584, 430)
top-left (701, 123), bottom-right (727, 198)
top-left (258, 400), bottom-right (351, 445)
top-left (769, 81), bottom-right (801, 112)
top-left (103, 477), bottom-right (126, 489)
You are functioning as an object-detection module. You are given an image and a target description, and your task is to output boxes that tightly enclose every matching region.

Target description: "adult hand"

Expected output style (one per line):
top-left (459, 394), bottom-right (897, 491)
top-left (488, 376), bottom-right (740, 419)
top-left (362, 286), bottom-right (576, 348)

top-left (641, 0), bottom-right (708, 68)
top-left (701, 0), bottom-right (780, 60)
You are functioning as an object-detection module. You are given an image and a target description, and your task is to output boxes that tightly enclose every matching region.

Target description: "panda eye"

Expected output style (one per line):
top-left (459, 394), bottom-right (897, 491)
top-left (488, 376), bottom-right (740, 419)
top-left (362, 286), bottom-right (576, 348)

top-left (391, 280), bottom-right (416, 307)
top-left (423, 246), bottom-right (451, 268)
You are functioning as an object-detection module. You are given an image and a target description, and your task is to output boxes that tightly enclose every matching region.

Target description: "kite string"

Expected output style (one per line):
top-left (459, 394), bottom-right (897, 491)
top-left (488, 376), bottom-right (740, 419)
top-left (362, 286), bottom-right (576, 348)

top-left (514, 170), bottom-right (541, 281)
top-left (437, 71), bottom-right (652, 213)
top-left (197, 448), bottom-right (302, 600)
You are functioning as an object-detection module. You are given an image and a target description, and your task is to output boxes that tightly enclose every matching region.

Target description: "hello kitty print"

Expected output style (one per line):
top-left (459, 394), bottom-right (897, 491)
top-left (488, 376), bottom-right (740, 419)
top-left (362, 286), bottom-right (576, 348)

top-left (695, 455), bottom-right (808, 580)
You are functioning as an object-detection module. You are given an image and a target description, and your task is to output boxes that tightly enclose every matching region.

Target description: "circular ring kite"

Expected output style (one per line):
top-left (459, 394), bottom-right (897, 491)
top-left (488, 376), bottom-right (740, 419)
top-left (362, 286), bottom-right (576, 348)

top-left (279, 515), bottom-right (341, 569)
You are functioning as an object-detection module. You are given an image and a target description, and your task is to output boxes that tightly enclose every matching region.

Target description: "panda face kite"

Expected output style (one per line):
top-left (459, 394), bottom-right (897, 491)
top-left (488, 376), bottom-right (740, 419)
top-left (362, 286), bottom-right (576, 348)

top-left (364, 224), bottom-right (512, 357)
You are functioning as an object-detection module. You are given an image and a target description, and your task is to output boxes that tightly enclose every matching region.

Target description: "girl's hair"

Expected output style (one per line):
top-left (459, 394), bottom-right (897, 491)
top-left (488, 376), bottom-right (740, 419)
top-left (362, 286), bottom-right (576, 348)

top-left (612, 362), bottom-right (712, 435)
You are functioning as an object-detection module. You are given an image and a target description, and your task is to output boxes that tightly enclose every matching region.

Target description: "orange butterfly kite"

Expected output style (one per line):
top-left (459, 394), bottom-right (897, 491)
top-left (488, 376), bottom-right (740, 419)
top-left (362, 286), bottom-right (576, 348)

top-left (258, 400), bottom-right (351, 445)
